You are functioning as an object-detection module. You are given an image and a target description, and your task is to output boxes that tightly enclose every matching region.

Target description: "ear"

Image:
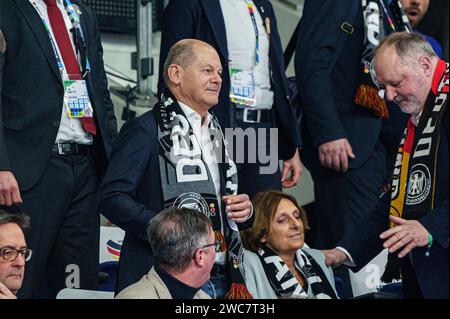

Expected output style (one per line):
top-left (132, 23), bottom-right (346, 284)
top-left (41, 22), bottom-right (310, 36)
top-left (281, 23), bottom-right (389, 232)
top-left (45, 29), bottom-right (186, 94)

top-left (167, 64), bottom-right (183, 85)
top-left (193, 249), bottom-right (204, 267)
top-left (418, 55), bottom-right (434, 77)
top-left (260, 234), bottom-right (267, 244)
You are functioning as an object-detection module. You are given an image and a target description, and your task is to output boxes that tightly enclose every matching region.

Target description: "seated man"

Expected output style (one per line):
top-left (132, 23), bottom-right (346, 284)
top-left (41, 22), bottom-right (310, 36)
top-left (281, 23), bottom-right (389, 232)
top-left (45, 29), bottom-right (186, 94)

top-left (116, 207), bottom-right (215, 299)
top-left (98, 39), bottom-right (253, 299)
top-left (0, 210), bottom-right (31, 299)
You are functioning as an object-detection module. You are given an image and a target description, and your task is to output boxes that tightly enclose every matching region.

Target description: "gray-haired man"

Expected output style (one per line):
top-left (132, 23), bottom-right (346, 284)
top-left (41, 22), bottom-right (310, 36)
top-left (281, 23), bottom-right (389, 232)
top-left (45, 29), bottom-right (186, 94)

top-left (116, 207), bottom-right (214, 299)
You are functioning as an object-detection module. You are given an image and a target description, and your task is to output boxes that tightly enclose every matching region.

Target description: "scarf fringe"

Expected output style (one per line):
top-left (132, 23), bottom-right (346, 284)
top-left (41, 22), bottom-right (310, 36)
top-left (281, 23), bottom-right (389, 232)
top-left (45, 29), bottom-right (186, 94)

top-left (214, 230), bottom-right (227, 252)
top-left (224, 283), bottom-right (253, 299)
top-left (355, 84), bottom-right (390, 118)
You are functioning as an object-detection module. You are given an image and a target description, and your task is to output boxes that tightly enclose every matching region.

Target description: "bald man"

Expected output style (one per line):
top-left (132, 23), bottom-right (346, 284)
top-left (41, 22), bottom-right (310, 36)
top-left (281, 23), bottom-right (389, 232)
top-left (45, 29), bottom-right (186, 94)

top-left (323, 33), bottom-right (448, 299)
top-left (98, 39), bottom-right (253, 299)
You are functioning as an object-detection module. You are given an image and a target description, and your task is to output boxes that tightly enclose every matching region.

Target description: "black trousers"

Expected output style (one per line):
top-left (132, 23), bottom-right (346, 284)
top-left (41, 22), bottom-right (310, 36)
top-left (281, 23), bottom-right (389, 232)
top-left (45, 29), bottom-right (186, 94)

top-left (10, 153), bottom-right (100, 298)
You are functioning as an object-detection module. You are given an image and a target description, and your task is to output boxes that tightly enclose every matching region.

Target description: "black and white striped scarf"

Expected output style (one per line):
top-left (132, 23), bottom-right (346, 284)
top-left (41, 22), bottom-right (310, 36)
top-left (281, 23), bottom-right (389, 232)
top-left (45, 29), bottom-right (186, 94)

top-left (257, 246), bottom-right (337, 299)
top-left (356, 0), bottom-right (411, 118)
top-left (154, 88), bottom-right (252, 299)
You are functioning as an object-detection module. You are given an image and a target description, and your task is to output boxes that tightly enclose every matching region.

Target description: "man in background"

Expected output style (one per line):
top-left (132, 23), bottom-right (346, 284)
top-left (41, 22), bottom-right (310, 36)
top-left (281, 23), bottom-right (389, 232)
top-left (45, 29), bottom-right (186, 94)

top-left (0, 0), bottom-right (117, 298)
top-left (0, 210), bottom-right (31, 299)
top-left (400, 0), bottom-right (442, 56)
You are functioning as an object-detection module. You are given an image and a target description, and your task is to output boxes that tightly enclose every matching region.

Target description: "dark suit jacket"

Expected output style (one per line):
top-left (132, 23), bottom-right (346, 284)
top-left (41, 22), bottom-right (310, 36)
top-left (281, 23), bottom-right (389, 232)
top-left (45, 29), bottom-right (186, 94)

top-left (98, 109), bottom-right (254, 293)
top-left (341, 106), bottom-right (449, 299)
top-left (295, 0), bottom-right (406, 172)
top-left (157, 0), bottom-right (298, 160)
top-left (0, 0), bottom-right (117, 190)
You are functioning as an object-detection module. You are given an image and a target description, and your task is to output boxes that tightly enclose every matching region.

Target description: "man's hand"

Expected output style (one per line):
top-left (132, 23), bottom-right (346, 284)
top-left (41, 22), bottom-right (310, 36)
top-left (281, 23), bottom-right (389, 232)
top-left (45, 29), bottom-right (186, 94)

top-left (322, 248), bottom-right (349, 267)
top-left (281, 148), bottom-right (302, 188)
top-left (380, 215), bottom-right (429, 258)
top-left (0, 281), bottom-right (17, 299)
top-left (222, 194), bottom-right (252, 224)
top-left (318, 138), bottom-right (355, 172)
top-left (0, 171), bottom-right (22, 206)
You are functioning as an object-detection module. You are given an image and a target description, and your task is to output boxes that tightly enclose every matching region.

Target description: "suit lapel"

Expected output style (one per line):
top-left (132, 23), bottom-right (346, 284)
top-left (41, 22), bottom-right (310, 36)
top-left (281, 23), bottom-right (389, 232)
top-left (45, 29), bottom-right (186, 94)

top-left (199, 0), bottom-right (228, 60)
top-left (13, 0), bottom-right (62, 85)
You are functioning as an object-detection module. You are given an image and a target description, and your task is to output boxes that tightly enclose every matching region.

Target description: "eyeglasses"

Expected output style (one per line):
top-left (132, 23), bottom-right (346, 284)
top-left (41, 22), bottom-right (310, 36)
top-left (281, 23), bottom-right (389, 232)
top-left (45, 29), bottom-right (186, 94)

top-left (201, 240), bottom-right (222, 253)
top-left (0, 247), bottom-right (33, 262)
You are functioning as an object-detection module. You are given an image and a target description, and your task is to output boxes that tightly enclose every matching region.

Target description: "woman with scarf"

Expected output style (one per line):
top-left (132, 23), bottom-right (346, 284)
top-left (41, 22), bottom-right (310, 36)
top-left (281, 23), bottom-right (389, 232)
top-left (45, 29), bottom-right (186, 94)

top-left (241, 191), bottom-right (338, 299)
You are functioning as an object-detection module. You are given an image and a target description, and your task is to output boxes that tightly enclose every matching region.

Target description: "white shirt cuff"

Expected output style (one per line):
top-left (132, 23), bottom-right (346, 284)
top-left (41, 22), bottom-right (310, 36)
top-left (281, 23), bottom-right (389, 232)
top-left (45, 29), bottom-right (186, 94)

top-left (336, 246), bottom-right (356, 267)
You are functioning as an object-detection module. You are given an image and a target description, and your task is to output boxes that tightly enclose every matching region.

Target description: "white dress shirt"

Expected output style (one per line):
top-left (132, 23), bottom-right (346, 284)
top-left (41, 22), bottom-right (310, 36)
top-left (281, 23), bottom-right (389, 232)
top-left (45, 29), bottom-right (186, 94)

top-left (178, 102), bottom-right (227, 264)
top-left (220, 0), bottom-right (274, 109)
top-left (30, 0), bottom-right (92, 145)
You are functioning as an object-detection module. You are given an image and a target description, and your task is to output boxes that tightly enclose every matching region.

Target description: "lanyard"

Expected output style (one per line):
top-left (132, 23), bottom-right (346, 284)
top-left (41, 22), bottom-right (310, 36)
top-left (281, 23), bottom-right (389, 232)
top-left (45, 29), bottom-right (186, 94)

top-left (246, 0), bottom-right (260, 65)
top-left (65, 0), bottom-right (91, 77)
top-left (32, 0), bottom-right (90, 78)
top-left (379, 0), bottom-right (397, 32)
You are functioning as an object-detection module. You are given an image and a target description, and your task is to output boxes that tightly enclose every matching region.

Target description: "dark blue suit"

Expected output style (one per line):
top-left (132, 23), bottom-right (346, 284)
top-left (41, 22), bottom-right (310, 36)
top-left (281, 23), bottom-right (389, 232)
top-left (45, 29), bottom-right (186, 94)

top-left (340, 106), bottom-right (449, 298)
top-left (97, 112), bottom-right (161, 293)
top-left (98, 109), bottom-right (254, 294)
top-left (158, 0), bottom-right (299, 198)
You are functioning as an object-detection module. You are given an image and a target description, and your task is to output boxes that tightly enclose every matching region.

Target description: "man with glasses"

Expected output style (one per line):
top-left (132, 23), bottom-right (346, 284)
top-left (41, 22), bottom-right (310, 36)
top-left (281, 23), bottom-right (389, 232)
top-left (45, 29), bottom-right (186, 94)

top-left (116, 207), bottom-right (215, 299)
top-left (0, 210), bottom-right (31, 299)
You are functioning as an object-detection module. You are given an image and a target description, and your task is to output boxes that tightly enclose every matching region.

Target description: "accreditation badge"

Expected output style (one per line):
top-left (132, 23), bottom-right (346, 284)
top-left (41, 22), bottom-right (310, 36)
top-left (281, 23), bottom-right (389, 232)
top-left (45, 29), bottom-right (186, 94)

top-left (63, 79), bottom-right (94, 118)
top-left (229, 65), bottom-right (256, 107)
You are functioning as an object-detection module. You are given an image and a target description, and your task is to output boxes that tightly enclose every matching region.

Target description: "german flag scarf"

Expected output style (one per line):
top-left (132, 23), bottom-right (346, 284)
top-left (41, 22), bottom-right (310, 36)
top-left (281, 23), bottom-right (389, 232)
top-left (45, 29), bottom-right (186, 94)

top-left (389, 60), bottom-right (448, 225)
top-left (356, 0), bottom-right (411, 118)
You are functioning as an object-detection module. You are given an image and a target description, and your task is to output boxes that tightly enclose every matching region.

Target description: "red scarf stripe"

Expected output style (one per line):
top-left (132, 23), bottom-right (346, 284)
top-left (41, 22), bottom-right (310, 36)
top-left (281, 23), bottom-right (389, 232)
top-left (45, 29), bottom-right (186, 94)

top-left (432, 59), bottom-right (448, 95)
top-left (404, 118), bottom-right (415, 154)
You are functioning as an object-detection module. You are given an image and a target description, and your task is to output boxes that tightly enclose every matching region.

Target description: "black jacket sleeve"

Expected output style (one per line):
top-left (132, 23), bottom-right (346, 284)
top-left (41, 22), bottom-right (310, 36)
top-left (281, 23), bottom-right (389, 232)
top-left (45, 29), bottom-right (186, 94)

top-left (97, 116), bottom-right (157, 241)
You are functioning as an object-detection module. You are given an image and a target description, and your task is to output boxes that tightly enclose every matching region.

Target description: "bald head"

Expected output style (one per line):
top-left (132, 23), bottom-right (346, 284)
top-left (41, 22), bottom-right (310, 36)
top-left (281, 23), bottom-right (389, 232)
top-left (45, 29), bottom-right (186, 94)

top-left (373, 32), bottom-right (438, 115)
top-left (163, 39), bottom-right (217, 87)
top-left (375, 32), bottom-right (437, 67)
top-left (162, 39), bottom-right (223, 117)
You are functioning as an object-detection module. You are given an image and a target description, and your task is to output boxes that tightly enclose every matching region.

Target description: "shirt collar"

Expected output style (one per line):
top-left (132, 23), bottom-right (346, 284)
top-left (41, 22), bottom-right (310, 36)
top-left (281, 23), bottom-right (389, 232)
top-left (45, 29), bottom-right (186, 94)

top-left (178, 101), bottom-right (213, 128)
top-left (411, 110), bottom-right (422, 127)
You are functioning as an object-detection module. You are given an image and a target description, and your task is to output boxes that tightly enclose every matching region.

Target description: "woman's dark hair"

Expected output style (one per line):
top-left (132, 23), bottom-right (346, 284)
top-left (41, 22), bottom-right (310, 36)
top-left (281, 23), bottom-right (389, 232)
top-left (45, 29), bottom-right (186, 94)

top-left (240, 190), bottom-right (309, 252)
